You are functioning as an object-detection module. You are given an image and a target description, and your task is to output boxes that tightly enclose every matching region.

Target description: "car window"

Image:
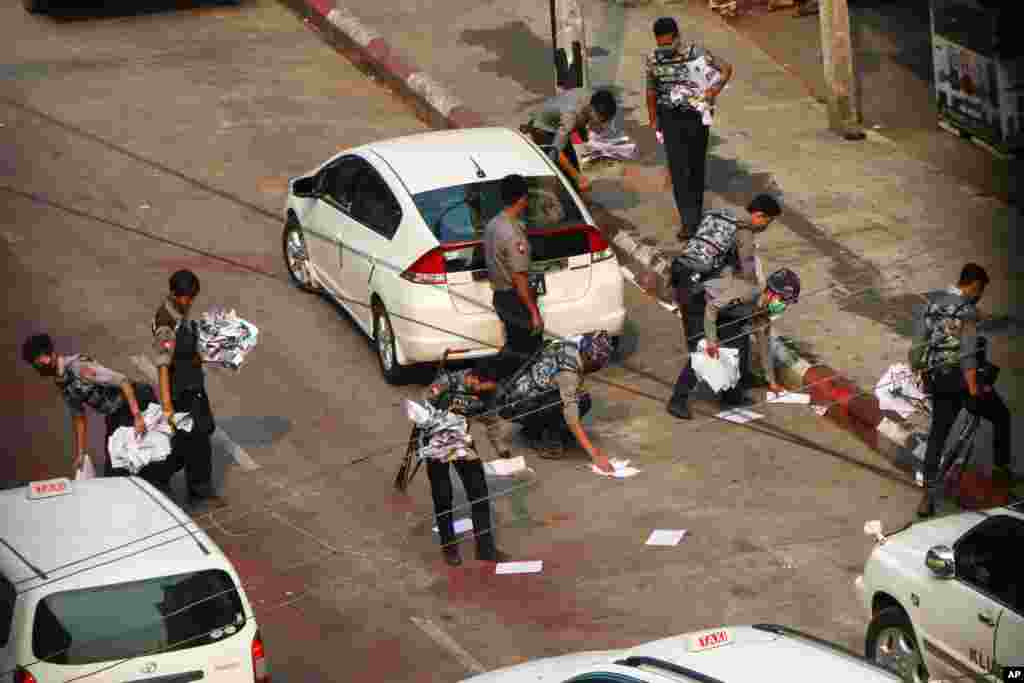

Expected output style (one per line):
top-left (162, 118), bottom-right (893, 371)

top-left (411, 175), bottom-right (584, 245)
top-left (32, 569), bottom-right (245, 665)
top-left (350, 169), bottom-right (403, 239)
top-left (322, 157), bottom-right (366, 208)
top-left (0, 574), bottom-right (14, 647)
top-left (955, 515), bottom-right (1024, 611)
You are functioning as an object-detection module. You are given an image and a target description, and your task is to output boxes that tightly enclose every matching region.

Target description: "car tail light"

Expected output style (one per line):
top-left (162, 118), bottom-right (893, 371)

top-left (586, 227), bottom-right (614, 263)
top-left (400, 248), bottom-right (447, 285)
top-left (252, 631), bottom-right (270, 683)
top-left (15, 668), bottom-right (37, 683)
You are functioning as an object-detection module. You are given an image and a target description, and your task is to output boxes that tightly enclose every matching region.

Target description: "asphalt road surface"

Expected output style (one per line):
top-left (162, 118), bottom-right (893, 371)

top-left (2, 1), bottom-right (926, 681)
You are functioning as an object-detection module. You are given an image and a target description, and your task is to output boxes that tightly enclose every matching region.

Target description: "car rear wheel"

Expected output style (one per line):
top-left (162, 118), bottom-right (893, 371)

top-left (282, 221), bottom-right (318, 293)
top-left (373, 304), bottom-right (409, 385)
top-left (866, 607), bottom-right (928, 683)
top-left (23, 0), bottom-right (49, 13)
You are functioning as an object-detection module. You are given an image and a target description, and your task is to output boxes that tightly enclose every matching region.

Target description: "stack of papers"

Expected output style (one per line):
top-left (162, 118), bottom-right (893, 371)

top-left (645, 529), bottom-right (688, 546)
top-left (767, 391), bottom-right (811, 404)
top-left (496, 561), bottom-right (543, 575)
top-left (716, 408), bottom-right (764, 424)
top-left (198, 309), bottom-right (259, 371)
top-left (592, 458), bottom-right (641, 478)
top-left (580, 136), bottom-right (637, 162)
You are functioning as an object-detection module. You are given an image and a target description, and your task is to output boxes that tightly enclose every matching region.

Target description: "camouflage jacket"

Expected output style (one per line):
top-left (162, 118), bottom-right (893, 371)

top-left (682, 209), bottom-right (740, 272)
top-left (912, 287), bottom-right (981, 375)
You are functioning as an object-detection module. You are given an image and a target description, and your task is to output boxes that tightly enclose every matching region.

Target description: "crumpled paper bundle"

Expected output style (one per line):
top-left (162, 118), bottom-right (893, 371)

top-left (668, 54), bottom-right (723, 126)
top-left (198, 308), bottom-right (259, 370)
top-left (108, 403), bottom-right (192, 475)
top-left (690, 339), bottom-right (741, 393)
top-left (875, 363), bottom-right (929, 419)
top-left (579, 135), bottom-right (637, 163)
top-left (402, 399), bottom-right (476, 462)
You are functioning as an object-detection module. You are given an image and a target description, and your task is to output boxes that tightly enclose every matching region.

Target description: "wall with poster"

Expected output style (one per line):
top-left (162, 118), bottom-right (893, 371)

top-left (930, 0), bottom-right (1023, 154)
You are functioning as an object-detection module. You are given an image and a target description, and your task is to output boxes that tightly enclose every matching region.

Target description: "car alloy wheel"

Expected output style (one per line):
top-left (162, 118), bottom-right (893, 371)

top-left (867, 608), bottom-right (928, 683)
top-left (373, 305), bottom-right (407, 385)
top-left (282, 222), bottom-right (317, 293)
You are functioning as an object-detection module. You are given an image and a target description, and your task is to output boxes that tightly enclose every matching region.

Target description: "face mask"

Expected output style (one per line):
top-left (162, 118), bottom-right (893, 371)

top-left (767, 300), bottom-right (787, 316)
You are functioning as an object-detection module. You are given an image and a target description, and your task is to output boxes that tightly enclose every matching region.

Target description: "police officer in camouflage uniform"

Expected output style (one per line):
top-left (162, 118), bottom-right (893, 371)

top-left (911, 263), bottom-right (1014, 517)
top-left (667, 195), bottom-right (781, 419)
top-left (152, 270), bottom-right (220, 508)
top-left (667, 269), bottom-right (799, 418)
top-left (646, 16), bottom-right (734, 239)
top-left (22, 333), bottom-right (177, 490)
top-left (465, 331), bottom-right (615, 473)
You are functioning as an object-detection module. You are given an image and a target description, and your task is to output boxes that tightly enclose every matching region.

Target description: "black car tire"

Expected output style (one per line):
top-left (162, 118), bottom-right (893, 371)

top-left (373, 305), bottom-right (409, 385)
top-left (282, 222), bottom-right (318, 293)
top-left (23, 0), bottom-right (49, 14)
top-left (866, 606), bottom-right (929, 683)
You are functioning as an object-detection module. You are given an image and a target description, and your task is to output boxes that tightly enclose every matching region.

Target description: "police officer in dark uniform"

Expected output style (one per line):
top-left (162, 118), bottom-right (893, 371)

top-left (153, 270), bottom-right (221, 508)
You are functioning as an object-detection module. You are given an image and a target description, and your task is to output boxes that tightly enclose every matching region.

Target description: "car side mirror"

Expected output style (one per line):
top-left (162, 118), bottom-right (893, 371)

top-left (925, 545), bottom-right (955, 578)
top-left (292, 176), bottom-right (319, 198)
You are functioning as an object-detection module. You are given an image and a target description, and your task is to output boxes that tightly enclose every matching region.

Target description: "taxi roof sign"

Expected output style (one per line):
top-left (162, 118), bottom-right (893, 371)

top-left (687, 628), bottom-right (733, 653)
top-left (28, 478), bottom-right (72, 500)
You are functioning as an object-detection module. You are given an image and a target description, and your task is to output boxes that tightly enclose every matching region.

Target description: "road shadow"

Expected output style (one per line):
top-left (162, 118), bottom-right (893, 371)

top-left (216, 415), bottom-right (292, 447)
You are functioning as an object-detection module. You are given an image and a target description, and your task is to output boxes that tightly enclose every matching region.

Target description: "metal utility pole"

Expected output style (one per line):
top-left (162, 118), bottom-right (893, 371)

top-left (818, 0), bottom-right (865, 140)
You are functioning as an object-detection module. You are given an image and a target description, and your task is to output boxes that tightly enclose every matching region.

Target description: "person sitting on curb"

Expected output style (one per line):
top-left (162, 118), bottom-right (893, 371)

top-left (667, 269), bottom-right (800, 418)
top-left (521, 88), bottom-right (618, 194)
top-left (466, 330), bottom-right (616, 474)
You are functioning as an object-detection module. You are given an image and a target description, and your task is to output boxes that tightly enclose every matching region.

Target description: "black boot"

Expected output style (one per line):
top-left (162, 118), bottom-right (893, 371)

top-left (917, 491), bottom-right (935, 518)
top-left (442, 545), bottom-right (462, 566)
top-left (667, 396), bottom-right (692, 420)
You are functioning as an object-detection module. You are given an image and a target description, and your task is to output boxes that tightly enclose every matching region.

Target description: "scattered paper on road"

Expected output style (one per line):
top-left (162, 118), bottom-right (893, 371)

top-left (592, 458), bottom-right (641, 478)
top-left (716, 408), bottom-right (765, 424)
top-left (877, 417), bottom-right (911, 446)
top-left (432, 518), bottom-right (473, 535)
top-left (496, 561), bottom-right (543, 575)
top-left (645, 529), bottom-right (688, 546)
top-left (767, 391), bottom-right (811, 404)
top-left (812, 405), bottom-right (829, 417)
top-left (484, 456), bottom-right (527, 476)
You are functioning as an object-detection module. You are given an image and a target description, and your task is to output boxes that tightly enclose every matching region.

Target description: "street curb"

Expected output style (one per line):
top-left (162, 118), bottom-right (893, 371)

top-left (298, 0), bottom-right (915, 478)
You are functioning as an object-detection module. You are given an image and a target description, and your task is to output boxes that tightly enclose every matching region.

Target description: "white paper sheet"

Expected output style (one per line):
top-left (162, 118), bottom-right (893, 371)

top-left (484, 456), bottom-right (527, 476)
top-left (432, 518), bottom-right (473, 535)
top-left (877, 417), bottom-right (911, 446)
top-left (495, 561), bottom-right (543, 575)
top-left (767, 392), bottom-right (811, 405)
top-left (592, 458), bottom-right (641, 478)
top-left (715, 408), bottom-right (765, 424)
top-left (645, 529), bottom-right (688, 546)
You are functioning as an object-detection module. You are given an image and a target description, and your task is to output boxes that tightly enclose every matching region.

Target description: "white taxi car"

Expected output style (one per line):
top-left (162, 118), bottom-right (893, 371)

top-left (459, 624), bottom-right (900, 682)
top-left (282, 127), bottom-right (626, 384)
top-left (0, 477), bottom-right (268, 683)
top-left (855, 504), bottom-right (1024, 682)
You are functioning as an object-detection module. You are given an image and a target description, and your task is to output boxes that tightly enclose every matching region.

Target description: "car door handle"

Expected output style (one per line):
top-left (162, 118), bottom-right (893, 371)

top-left (978, 612), bottom-right (995, 627)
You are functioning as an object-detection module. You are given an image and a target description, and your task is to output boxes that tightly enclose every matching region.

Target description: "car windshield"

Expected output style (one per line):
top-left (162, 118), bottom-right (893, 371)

top-left (32, 569), bottom-right (245, 665)
top-left (412, 175), bottom-right (585, 244)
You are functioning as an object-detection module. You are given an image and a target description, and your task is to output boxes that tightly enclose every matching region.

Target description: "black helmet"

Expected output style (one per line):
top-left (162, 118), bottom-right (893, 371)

top-left (766, 268), bottom-right (801, 303)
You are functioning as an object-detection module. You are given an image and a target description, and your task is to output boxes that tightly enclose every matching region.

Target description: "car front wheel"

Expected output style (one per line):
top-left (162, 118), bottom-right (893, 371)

top-left (373, 305), bottom-right (409, 385)
top-left (866, 607), bottom-right (929, 683)
top-left (282, 221), bottom-right (318, 293)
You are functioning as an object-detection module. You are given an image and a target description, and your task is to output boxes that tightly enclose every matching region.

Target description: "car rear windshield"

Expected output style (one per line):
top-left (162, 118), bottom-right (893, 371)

top-left (412, 176), bottom-right (590, 272)
top-left (33, 569), bottom-right (245, 665)
top-left (412, 175), bottom-right (585, 244)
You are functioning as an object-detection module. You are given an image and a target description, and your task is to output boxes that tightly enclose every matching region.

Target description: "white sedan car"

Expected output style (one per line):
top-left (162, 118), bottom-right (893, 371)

top-left (459, 624), bottom-right (900, 683)
top-left (855, 504), bottom-right (1024, 682)
top-left (282, 127), bottom-right (626, 383)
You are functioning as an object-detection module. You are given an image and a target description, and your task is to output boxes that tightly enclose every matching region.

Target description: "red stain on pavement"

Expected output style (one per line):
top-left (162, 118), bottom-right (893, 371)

top-left (222, 549), bottom-right (311, 613)
top-left (0, 382), bottom-right (52, 403)
top-left (151, 253), bottom-right (280, 277)
top-left (437, 541), bottom-right (607, 635)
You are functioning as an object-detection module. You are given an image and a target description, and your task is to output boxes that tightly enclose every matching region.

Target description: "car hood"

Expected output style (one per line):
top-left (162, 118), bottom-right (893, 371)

top-left (882, 511), bottom-right (987, 556)
top-left (458, 650), bottom-right (622, 683)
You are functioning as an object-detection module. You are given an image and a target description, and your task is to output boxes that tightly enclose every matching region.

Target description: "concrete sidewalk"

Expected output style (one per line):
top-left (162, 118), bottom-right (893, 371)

top-left (292, 0), bottom-right (1021, 480)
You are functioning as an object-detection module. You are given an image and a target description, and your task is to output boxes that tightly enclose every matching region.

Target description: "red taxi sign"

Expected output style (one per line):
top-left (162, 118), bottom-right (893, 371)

top-left (27, 478), bottom-right (72, 500)
top-left (687, 628), bottom-right (733, 653)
